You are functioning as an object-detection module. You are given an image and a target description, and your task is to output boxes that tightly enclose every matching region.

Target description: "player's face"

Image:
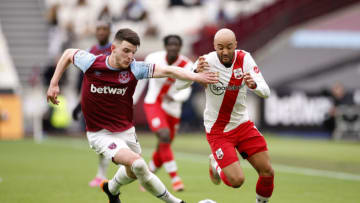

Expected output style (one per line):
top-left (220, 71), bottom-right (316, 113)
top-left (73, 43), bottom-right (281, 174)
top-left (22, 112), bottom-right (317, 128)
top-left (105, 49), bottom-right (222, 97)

top-left (165, 37), bottom-right (181, 59)
top-left (112, 40), bottom-right (137, 68)
top-left (96, 26), bottom-right (110, 45)
top-left (214, 39), bottom-right (237, 66)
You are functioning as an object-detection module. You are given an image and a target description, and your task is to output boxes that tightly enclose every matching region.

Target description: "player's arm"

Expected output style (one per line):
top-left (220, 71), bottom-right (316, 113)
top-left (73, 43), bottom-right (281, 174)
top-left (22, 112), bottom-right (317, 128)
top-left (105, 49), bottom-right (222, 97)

top-left (175, 56), bottom-right (210, 90)
top-left (153, 63), bottom-right (218, 84)
top-left (46, 48), bottom-right (78, 105)
top-left (243, 53), bottom-right (270, 98)
top-left (47, 49), bottom-right (96, 105)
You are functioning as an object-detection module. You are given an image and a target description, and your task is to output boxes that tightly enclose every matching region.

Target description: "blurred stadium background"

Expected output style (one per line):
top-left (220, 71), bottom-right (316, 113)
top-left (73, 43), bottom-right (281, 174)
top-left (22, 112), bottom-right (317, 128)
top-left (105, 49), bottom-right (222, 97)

top-left (0, 0), bottom-right (360, 202)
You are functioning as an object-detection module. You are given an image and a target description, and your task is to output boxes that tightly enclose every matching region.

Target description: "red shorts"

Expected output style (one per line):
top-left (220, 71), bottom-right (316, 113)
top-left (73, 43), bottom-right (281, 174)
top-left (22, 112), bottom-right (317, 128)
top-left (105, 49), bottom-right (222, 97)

top-left (206, 121), bottom-right (268, 169)
top-left (144, 103), bottom-right (180, 140)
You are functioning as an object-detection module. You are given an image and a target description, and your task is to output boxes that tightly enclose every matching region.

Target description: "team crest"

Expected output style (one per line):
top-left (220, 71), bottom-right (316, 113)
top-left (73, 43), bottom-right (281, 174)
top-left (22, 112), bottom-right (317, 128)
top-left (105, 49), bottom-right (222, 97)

top-left (108, 143), bottom-right (117, 150)
top-left (233, 68), bottom-right (243, 79)
top-left (118, 71), bottom-right (131, 84)
top-left (254, 66), bottom-right (260, 74)
top-left (215, 148), bottom-right (224, 160)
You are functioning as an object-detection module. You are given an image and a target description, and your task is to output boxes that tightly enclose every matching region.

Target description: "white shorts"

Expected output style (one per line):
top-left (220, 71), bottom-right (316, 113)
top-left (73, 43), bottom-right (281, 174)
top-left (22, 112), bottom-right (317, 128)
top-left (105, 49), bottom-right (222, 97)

top-left (86, 127), bottom-right (141, 159)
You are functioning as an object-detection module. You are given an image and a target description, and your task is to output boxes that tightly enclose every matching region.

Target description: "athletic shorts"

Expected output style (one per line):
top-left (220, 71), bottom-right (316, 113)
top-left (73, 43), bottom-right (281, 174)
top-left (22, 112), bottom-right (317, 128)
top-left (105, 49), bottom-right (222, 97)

top-left (144, 103), bottom-right (180, 140)
top-left (206, 121), bottom-right (268, 169)
top-left (86, 127), bottom-right (141, 159)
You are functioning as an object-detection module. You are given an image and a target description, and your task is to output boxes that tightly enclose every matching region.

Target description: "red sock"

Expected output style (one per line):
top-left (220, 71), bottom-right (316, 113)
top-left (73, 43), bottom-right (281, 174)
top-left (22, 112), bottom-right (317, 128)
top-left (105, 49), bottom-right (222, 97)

top-left (220, 170), bottom-right (232, 187)
top-left (152, 150), bottom-right (162, 168)
top-left (256, 176), bottom-right (274, 198)
top-left (159, 143), bottom-right (174, 162)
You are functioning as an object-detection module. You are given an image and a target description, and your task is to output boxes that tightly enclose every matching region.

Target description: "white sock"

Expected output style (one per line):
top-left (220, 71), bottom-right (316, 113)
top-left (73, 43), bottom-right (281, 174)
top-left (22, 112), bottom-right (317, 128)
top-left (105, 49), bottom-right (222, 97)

top-left (108, 165), bottom-right (135, 195)
top-left (96, 155), bottom-right (110, 179)
top-left (256, 194), bottom-right (269, 203)
top-left (131, 159), bottom-right (182, 203)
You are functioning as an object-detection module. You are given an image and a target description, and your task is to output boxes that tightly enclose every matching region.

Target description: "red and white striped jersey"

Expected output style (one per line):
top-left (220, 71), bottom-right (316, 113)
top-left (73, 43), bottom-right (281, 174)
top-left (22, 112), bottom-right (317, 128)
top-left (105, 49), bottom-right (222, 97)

top-left (143, 51), bottom-right (193, 118)
top-left (177, 50), bottom-right (270, 134)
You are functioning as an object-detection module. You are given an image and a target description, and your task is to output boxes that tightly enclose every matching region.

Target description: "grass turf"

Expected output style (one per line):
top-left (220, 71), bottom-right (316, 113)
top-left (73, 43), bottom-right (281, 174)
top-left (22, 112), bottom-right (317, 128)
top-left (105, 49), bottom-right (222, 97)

top-left (0, 133), bottom-right (359, 203)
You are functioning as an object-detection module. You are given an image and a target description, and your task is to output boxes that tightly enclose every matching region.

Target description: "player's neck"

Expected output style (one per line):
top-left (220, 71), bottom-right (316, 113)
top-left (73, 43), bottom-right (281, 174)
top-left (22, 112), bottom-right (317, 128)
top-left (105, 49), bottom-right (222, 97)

top-left (166, 55), bottom-right (178, 65)
top-left (108, 55), bottom-right (126, 70)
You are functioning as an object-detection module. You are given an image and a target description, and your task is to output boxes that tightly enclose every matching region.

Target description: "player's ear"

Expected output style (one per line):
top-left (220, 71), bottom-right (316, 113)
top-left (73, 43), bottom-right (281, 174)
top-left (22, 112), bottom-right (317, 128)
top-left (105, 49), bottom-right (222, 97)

top-left (111, 44), bottom-right (116, 51)
top-left (234, 40), bottom-right (238, 49)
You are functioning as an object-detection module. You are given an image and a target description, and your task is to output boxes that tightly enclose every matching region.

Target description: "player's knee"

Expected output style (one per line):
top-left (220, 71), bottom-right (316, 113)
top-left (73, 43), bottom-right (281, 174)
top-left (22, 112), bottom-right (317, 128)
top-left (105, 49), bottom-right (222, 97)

top-left (259, 166), bottom-right (274, 177)
top-left (131, 158), bottom-right (151, 181)
top-left (229, 175), bottom-right (245, 188)
top-left (157, 129), bottom-right (171, 143)
top-left (125, 165), bottom-right (137, 179)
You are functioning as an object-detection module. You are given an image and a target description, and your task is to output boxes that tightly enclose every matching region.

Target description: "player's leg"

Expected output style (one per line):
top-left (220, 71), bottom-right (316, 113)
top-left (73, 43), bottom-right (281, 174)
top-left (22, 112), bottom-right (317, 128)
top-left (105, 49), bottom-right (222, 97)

top-left (247, 151), bottom-right (274, 203)
top-left (207, 135), bottom-right (244, 188)
top-left (110, 148), bottom-right (184, 203)
top-left (237, 122), bottom-right (274, 203)
top-left (89, 154), bottom-right (110, 187)
top-left (166, 116), bottom-right (184, 191)
top-left (209, 152), bottom-right (245, 188)
top-left (144, 103), bottom-right (167, 172)
top-left (122, 127), bottom-right (185, 203)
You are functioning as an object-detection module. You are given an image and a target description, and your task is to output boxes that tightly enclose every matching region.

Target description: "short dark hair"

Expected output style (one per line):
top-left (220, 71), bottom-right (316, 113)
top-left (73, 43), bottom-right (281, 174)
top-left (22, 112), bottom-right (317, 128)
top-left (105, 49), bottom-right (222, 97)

top-left (163, 35), bottom-right (182, 46)
top-left (114, 28), bottom-right (140, 46)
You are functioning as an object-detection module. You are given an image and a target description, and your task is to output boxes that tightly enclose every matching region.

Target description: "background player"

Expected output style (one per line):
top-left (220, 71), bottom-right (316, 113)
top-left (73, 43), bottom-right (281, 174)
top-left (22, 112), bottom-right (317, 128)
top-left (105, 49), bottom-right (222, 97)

top-left (176, 28), bottom-right (274, 203)
top-left (72, 20), bottom-right (113, 188)
top-left (135, 35), bottom-right (192, 192)
top-left (47, 28), bottom-right (218, 203)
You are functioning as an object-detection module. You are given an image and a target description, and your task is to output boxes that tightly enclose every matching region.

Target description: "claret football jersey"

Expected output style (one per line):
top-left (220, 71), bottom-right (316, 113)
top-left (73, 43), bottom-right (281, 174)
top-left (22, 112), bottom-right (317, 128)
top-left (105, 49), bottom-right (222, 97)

top-left (73, 50), bottom-right (155, 132)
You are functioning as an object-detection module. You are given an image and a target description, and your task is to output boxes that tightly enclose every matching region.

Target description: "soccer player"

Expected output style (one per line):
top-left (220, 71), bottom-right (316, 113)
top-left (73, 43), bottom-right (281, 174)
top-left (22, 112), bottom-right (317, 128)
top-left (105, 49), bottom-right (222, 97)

top-left (72, 20), bottom-right (113, 188)
top-left (176, 28), bottom-right (274, 203)
top-left (46, 28), bottom-right (218, 203)
top-left (137, 35), bottom-right (193, 191)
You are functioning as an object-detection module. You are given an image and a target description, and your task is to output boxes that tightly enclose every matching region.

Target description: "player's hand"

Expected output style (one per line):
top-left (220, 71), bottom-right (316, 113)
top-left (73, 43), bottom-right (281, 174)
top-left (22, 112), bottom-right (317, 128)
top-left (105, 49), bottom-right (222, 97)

top-left (194, 56), bottom-right (210, 73)
top-left (47, 84), bottom-right (60, 105)
top-left (195, 71), bottom-right (219, 85)
top-left (244, 72), bottom-right (257, 89)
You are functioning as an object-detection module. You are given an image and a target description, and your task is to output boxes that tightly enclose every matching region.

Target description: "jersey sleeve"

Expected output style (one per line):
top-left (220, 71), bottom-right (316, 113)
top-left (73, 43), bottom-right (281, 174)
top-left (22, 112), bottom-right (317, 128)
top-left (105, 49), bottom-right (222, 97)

top-left (73, 50), bottom-right (96, 73)
top-left (130, 61), bottom-right (155, 80)
top-left (243, 53), bottom-right (270, 98)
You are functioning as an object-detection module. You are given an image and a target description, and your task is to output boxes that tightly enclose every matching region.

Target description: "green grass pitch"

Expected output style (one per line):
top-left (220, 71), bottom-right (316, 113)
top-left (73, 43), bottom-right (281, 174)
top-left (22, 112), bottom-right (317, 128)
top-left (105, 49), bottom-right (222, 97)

top-left (1, 133), bottom-right (360, 203)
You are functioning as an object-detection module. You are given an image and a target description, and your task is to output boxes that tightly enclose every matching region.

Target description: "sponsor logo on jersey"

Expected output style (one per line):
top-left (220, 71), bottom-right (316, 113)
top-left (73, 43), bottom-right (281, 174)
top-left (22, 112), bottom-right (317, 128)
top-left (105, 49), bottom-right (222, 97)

top-left (209, 81), bottom-right (245, 95)
top-left (118, 71), bottom-right (131, 84)
top-left (233, 68), bottom-right (244, 79)
top-left (216, 148), bottom-right (224, 159)
top-left (90, 84), bottom-right (127, 96)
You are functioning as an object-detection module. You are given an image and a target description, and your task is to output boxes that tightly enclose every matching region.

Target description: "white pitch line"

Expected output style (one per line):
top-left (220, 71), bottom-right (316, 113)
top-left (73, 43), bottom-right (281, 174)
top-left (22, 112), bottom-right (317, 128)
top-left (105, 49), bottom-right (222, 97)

top-left (143, 149), bottom-right (360, 182)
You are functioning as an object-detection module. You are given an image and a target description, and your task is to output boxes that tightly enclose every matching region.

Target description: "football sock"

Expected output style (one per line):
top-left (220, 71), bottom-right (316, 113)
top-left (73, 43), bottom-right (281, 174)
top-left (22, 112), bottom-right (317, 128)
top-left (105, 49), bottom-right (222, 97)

top-left (163, 160), bottom-right (178, 179)
top-left (150, 150), bottom-right (163, 172)
top-left (131, 159), bottom-right (182, 203)
top-left (159, 143), bottom-right (174, 163)
top-left (96, 154), bottom-right (110, 179)
top-left (108, 165), bottom-right (135, 195)
top-left (256, 176), bottom-right (274, 198)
